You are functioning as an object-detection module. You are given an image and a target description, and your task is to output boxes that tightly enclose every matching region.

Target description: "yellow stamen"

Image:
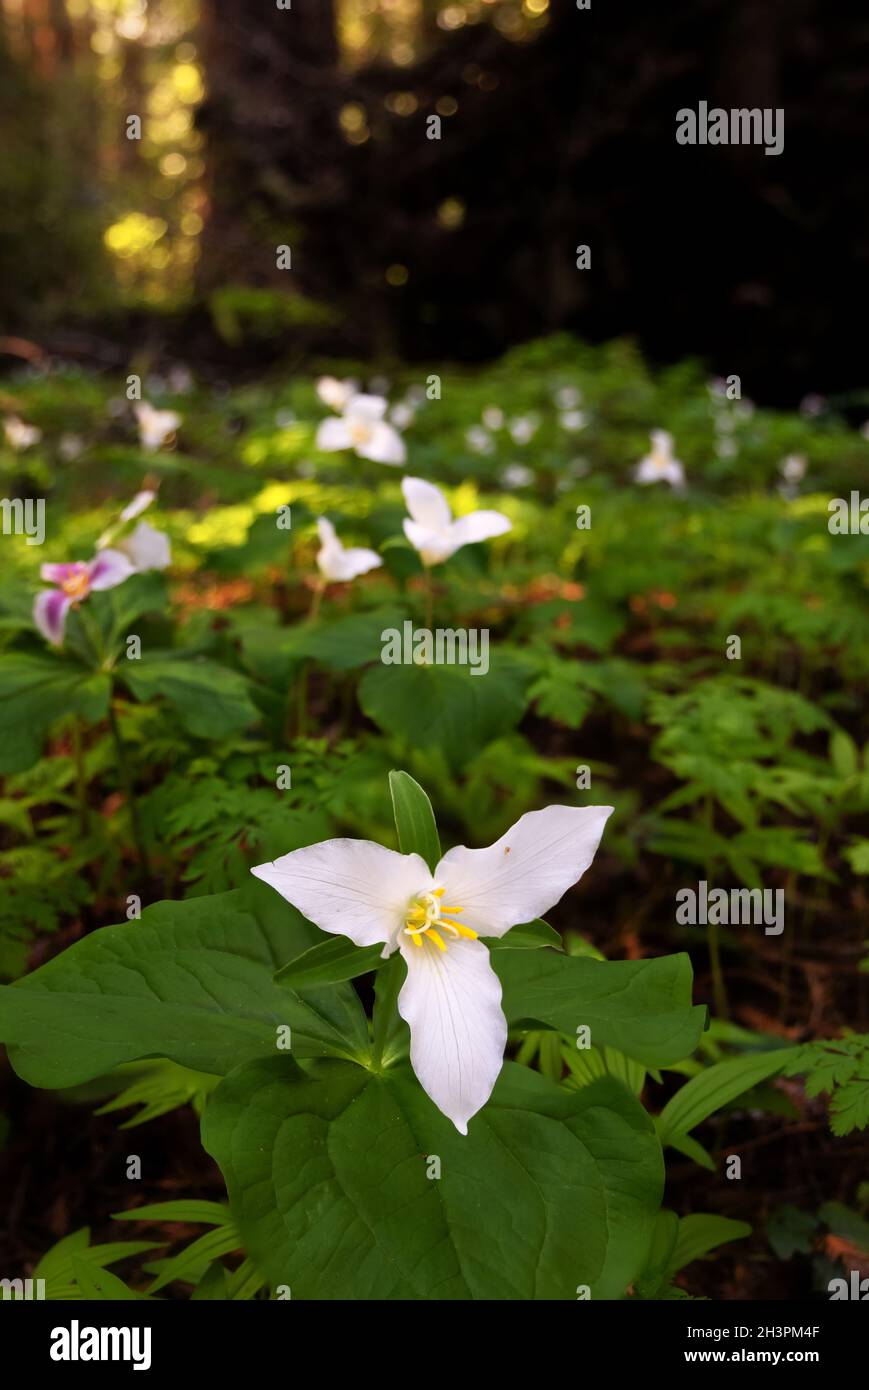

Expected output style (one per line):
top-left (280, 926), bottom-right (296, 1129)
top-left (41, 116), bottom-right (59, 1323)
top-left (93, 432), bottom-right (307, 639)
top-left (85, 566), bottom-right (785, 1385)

top-left (402, 889), bottom-right (469, 951)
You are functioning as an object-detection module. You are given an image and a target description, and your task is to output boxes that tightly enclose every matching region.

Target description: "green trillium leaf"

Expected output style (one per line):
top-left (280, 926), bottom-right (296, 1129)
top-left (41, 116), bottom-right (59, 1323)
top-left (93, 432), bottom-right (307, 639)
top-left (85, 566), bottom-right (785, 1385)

top-left (202, 1057), bottom-right (663, 1300)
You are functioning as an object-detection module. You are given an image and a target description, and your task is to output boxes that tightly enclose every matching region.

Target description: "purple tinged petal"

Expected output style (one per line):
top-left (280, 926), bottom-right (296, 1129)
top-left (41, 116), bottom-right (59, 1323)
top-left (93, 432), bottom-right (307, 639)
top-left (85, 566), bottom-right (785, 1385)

top-left (33, 590), bottom-right (71, 646)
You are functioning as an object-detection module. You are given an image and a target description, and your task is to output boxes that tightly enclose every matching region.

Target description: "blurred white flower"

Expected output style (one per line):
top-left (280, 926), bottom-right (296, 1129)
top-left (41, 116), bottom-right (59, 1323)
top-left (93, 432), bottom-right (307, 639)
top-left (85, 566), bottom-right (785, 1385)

top-left (316, 376), bottom-right (358, 412)
top-left (402, 476), bottom-right (511, 567)
top-left (500, 464), bottom-right (534, 489)
top-left (275, 408), bottom-right (296, 428)
top-left (482, 406), bottom-right (504, 431)
top-left (634, 430), bottom-right (685, 489)
top-left (555, 386), bottom-right (582, 410)
top-left (799, 393), bottom-right (825, 418)
top-left (560, 410), bottom-right (586, 433)
top-left (316, 394), bottom-right (406, 465)
top-left (4, 416), bottom-right (41, 451)
top-left (716, 438), bottom-right (738, 460)
top-left (390, 402), bottom-right (416, 430)
top-left (780, 453), bottom-right (807, 484)
top-left (168, 364), bottom-right (194, 394)
top-left (58, 433), bottom-right (84, 461)
top-left (509, 415), bottom-right (538, 445)
top-left (316, 517), bottom-right (382, 583)
top-left (135, 402), bottom-right (181, 452)
top-left (465, 425), bottom-right (494, 455)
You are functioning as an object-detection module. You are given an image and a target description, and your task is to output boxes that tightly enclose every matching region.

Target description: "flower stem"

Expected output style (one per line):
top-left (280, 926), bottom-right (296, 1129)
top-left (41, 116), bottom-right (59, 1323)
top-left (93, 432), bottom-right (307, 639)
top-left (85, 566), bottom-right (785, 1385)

top-left (423, 568), bottom-right (434, 633)
top-left (371, 954), bottom-right (403, 1070)
top-left (108, 696), bottom-right (151, 882)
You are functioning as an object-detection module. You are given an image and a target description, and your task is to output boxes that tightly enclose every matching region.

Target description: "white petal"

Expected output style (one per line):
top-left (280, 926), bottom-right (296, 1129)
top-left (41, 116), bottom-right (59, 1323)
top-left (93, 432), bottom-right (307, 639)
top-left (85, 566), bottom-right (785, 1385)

top-left (316, 376), bottom-right (356, 411)
top-left (346, 393), bottom-right (387, 422)
top-left (448, 509), bottom-right (511, 550)
top-left (117, 521), bottom-right (171, 572)
top-left (120, 489), bottom-right (156, 522)
top-left (88, 548), bottom-right (136, 591)
top-left (662, 459), bottom-right (685, 488)
top-left (316, 517), bottom-right (338, 548)
top-left (634, 456), bottom-right (658, 484)
top-left (398, 936), bottom-right (507, 1134)
top-left (402, 518), bottom-right (454, 566)
top-left (316, 418), bottom-right (352, 452)
top-left (251, 839), bottom-right (430, 949)
top-left (358, 421), bottom-right (406, 465)
top-left (401, 476), bottom-right (453, 531)
top-left (328, 546), bottom-right (382, 581)
top-left (435, 804), bottom-right (613, 938)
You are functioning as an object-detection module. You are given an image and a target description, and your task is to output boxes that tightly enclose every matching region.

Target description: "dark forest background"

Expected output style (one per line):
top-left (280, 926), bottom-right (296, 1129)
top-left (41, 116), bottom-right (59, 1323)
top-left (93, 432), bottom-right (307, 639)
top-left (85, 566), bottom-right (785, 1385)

top-left (2, 0), bottom-right (868, 405)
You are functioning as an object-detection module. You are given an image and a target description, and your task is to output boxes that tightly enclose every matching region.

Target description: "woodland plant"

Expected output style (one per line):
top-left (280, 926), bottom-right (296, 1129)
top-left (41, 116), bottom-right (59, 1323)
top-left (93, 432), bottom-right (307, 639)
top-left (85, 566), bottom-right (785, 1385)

top-left (0, 339), bottom-right (867, 1300)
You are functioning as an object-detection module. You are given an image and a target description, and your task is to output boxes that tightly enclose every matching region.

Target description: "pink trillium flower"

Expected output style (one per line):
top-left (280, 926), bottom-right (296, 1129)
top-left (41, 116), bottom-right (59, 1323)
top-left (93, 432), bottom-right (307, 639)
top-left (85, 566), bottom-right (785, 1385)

top-left (33, 550), bottom-right (134, 647)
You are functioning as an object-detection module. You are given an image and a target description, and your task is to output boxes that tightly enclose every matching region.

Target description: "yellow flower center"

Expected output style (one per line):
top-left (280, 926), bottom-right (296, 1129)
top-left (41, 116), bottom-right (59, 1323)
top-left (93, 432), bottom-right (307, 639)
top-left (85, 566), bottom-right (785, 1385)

top-left (403, 888), bottom-right (477, 952)
top-left (61, 570), bottom-right (91, 600)
top-left (350, 420), bottom-right (373, 447)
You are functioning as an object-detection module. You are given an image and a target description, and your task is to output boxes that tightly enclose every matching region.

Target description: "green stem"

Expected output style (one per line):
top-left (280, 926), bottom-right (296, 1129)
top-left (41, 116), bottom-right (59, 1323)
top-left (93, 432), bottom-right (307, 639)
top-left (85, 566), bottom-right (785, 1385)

top-left (371, 955), bottom-right (403, 1071)
top-left (108, 696), bottom-right (151, 882)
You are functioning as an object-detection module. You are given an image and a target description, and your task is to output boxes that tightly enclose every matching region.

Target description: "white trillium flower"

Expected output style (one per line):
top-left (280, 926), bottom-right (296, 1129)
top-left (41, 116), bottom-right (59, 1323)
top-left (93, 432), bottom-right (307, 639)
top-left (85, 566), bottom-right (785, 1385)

top-left (390, 401), bottom-right (415, 430)
top-left (780, 453), bottom-right (807, 484)
top-left (4, 416), bottom-right (41, 450)
top-left (315, 393), bottom-right (406, 465)
top-left (135, 401), bottom-right (181, 452)
top-left (316, 517), bottom-right (382, 583)
top-left (560, 409), bottom-right (586, 433)
top-left (252, 804), bottom-right (613, 1133)
top-left (500, 463), bottom-right (534, 489)
top-left (401, 476), bottom-right (511, 567)
top-left (316, 376), bottom-right (358, 412)
top-left (634, 429), bottom-right (685, 489)
top-left (509, 415), bottom-right (538, 445)
top-left (482, 405), bottom-right (505, 431)
top-left (555, 386), bottom-right (582, 410)
top-left (465, 425), bottom-right (494, 455)
top-left (59, 433), bottom-right (84, 461)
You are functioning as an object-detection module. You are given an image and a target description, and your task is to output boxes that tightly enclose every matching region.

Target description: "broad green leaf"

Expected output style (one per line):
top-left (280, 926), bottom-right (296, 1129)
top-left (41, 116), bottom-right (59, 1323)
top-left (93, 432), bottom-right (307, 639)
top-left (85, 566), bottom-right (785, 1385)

top-left (657, 1048), bottom-right (798, 1145)
top-left (489, 918), bottom-right (563, 950)
top-left (0, 888), bottom-right (370, 1088)
top-left (0, 654), bottom-right (111, 773)
top-left (359, 656), bottom-right (530, 769)
top-left (296, 608), bottom-right (405, 671)
top-left (120, 654), bottom-right (258, 738)
top-left (388, 768), bottom-right (441, 870)
top-left (496, 949), bottom-right (707, 1068)
top-left (275, 937), bottom-right (383, 990)
top-left (203, 1057), bottom-right (663, 1300)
